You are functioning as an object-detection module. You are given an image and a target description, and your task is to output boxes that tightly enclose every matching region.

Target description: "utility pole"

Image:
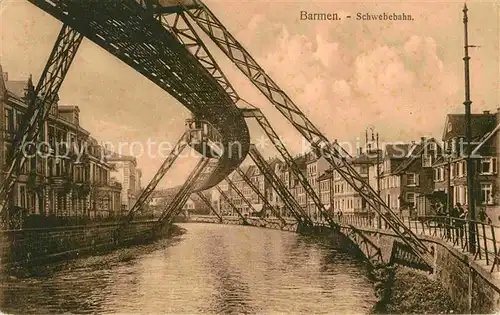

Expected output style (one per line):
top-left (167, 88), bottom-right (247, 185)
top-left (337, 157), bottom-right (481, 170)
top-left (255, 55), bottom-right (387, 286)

top-left (463, 3), bottom-right (476, 253)
top-left (368, 128), bottom-right (382, 228)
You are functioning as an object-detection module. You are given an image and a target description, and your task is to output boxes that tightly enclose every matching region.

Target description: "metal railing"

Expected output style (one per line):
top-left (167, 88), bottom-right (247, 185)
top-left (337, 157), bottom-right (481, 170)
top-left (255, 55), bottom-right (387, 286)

top-left (333, 214), bottom-right (500, 273)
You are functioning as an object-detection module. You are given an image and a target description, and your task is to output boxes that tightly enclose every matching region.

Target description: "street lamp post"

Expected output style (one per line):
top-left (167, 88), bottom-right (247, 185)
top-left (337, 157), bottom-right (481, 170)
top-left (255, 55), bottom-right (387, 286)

top-left (463, 4), bottom-right (476, 253)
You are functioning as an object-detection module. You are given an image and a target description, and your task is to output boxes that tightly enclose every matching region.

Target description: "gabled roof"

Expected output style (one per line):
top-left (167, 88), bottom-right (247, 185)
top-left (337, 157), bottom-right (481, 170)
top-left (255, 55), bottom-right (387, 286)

top-left (442, 113), bottom-right (497, 142)
top-left (392, 138), bottom-right (441, 174)
top-left (352, 152), bottom-right (379, 165)
top-left (384, 143), bottom-right (411, 159)
top-left (5, 80), bottom-right (28, 99)
top-left (471, 122), bottom-right (500, 156)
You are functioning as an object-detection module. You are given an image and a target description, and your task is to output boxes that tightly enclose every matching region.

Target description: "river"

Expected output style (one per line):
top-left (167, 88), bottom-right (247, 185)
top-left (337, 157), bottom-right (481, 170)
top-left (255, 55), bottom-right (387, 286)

top-left (0, 223), bottom-right (377, 314)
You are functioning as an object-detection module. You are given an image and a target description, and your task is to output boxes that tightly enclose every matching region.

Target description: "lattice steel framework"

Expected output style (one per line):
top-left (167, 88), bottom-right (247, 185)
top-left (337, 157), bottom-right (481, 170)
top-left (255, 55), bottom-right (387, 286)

top-left (224, 177), bottom-right (259, 217)
top-left (27, 0), bottom-right (250, 192)
top-left (196, 191), bottom-right (223, 223)
top-left (0, 25), bottom-right (83, 220)
top-left (123, 132), bottom-right (188, 224)
top-left (152, 7), bottom-right (333, 229)
top-left (240, 105), bottom-right (337, 229)
top-left (234, 167), bottom-right (286, 226)
top-left (215, 185), bottom-right (247, 224)
top-left (185, 1), bottom-right (431, 266)
top-left (154, 8), bottom-right (238, 103)
top-left (155, 157), bottom-right (210, 229)
top-left (249, 145), bottom-right (312, 227)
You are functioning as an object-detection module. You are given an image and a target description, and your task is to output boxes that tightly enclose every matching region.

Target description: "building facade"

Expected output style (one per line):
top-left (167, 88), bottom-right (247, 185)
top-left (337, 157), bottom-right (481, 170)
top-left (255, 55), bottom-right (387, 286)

top-left (107, 153), bottom-right (142, 213)
top-left (1, 68), bottom-right (122, 225)
top-left (432, 111), bottom-right (499, 220)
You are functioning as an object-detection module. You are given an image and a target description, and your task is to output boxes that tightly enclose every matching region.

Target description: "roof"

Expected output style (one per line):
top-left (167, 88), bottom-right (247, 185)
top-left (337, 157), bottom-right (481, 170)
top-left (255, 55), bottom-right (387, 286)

top-left (392, 138), bottom-right (441, 174)
top-left (58, 105), bottom-right (80, 112)
top-left (318, 170), bottom-right (333, 181)
top-left (352, 152), bottom-right (379, 164)
top-left (384, 143), bottom-right (411, 159)
top-left (232, 165), bottom-right (250, 181)
top-left (443, 113), bottom-right (497, 141)
top-left (5, 80), bottom-right (28, 99)
top-left (293, 154), bottom-right (307, 169)
top-left (105, 150), bottom-right (137, 163)
top-left (471, 122), bottom-right (500, 156)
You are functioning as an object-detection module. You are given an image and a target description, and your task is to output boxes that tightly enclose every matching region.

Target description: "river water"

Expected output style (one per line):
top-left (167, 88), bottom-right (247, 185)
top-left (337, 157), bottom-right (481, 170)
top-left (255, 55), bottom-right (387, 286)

top-left (0, 224), bottom-right (377, 314)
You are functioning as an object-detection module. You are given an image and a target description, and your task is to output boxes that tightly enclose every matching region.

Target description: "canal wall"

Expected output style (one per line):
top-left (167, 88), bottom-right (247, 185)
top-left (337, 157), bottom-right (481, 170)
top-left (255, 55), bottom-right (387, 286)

top-left (0, 220), bottom-right (162, 269)
top-left (331, 225), bottom-right (500, 314)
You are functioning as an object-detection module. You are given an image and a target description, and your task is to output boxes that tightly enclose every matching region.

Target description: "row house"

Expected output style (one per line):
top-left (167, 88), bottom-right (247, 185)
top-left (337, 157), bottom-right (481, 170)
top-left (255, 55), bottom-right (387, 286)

top-left (0, 68), bottom-right (122, 224)
top-left (331, 150), bottom-right (374, 215)
top-left (432, 110), bottom-right (499, 219)
top-left (378, 138), bottom-right (441, 217)
top-left (377, 143), bottom-right (411, 213)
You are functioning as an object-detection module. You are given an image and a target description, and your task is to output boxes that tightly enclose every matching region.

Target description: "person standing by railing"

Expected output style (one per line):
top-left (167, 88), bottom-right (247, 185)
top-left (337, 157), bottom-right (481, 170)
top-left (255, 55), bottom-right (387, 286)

top-left (478, 207), bottom-right (492, 224)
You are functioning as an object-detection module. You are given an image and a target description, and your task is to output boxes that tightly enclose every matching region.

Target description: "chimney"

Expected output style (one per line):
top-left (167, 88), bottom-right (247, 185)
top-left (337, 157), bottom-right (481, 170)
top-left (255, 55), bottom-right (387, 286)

top-left (483, 110), bottom-right (491, 115)
top-left (421, 136), bottom-right (426, 143)
top-left (359, 147), bottom-right (363, 155)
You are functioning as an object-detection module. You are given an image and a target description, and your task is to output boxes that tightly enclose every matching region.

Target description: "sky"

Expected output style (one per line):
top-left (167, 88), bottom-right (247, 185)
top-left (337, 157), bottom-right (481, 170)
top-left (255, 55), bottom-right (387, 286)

top-left (0, 0), bottom-right (499, 188)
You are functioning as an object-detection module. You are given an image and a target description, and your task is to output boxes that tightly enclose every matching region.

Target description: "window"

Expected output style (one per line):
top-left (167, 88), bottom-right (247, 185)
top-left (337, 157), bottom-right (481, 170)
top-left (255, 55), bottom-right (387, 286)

top-left (406, 192), bottom-right (415, 208)
top-left (422, 155), bottom-right (433, 167)
top-left (4, 108), bottom-right (14, 133)
top-left (480, 157), bottom-right (497, 175)
top-left (480, 183), bottom-right (494, 205)
top-left (407, 173), bottom-right (416, 185)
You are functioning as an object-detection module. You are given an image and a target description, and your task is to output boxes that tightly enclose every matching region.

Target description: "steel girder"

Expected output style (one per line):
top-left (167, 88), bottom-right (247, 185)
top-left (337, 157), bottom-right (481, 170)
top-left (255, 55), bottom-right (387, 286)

top-left (27, 0), bottom-right (250, 192)
top-left (155, 157), bottom-right (210, 229)
top-left (123, 132), bottom-right (188, 224)
top-left (0, 25), bottom-right (83, 220)
top-left (185, 1), bottom-right (432, 267)
top-left (234, 166), bottom-right (286, 226)
top-left (240, 105), bottom-right (338, 229)
top-left (249, 145), bottom-right (312, 227)
top-left (224, 176), bottom-right (259, 217)
top-left (154, 10), bottom-right (238, 103)
top-left (215, 185), bottom-right (247, 224)
top-left (196, 191), bottom-right (223, 223)
top-left (152, 8), bottom-right (323, 229)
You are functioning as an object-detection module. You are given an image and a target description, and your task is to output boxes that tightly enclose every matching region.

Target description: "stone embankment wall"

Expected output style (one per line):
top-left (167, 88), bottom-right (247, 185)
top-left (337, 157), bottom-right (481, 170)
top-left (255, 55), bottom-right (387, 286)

top-left (334, 226), bottom-right (500, 313)
top-left (0, 220), bottom-right (159, 268)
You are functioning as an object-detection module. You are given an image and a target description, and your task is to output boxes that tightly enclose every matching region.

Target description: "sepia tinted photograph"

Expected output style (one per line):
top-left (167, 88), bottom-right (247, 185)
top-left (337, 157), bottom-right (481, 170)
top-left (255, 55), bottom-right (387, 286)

top-left (0, 0), bottom-right (499, 314)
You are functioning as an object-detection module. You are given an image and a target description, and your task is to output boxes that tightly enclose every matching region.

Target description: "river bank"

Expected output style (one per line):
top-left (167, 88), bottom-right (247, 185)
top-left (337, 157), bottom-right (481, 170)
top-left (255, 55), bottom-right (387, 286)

top-left (373, 266), bottom-right (461, 314)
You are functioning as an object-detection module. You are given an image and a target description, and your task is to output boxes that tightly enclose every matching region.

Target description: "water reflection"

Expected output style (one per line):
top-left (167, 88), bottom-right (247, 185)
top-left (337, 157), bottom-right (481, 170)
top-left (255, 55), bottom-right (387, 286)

top-left (0, 224), bottom-right (376, 314)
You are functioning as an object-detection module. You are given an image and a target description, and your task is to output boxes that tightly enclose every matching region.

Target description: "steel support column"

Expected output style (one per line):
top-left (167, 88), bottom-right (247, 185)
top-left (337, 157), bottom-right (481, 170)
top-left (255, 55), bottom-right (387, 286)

top-left (123, 132), bottom-right (188, 224)
top-left (241, 105), bottom-right (337, 229)
top-left (225, 176), bottom-right (260, 217)
top-left (234, 166), bottom-right (287, 227)
top-left (196, 191), bottom-right (223, 223)
top-left (155, 157), bottom-right (210, 229)
top-left (0, 24), bottom-right (83, 223)
top-left (249, 145), bottom-right (313, 228)
top-left (186, 2), bottom-right (432, 267)
top-left (216, 185), bottom-right (248, 225)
